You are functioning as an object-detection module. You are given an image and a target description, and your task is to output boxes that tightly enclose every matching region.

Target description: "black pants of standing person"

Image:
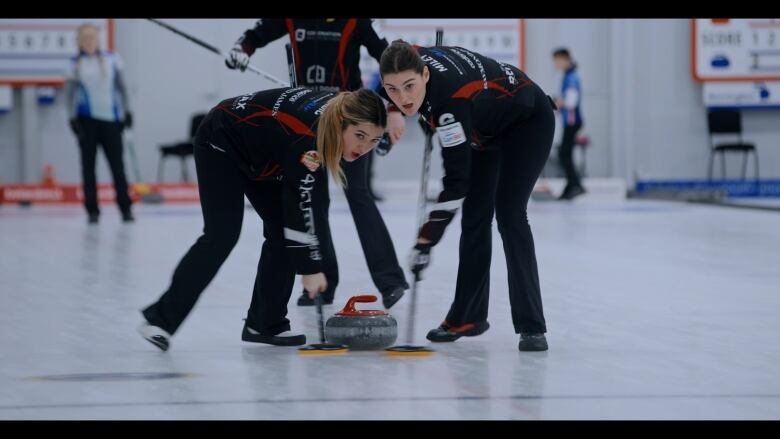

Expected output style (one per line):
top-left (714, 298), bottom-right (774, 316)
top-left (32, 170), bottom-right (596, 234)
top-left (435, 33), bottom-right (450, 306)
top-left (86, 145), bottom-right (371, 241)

top-left (306, 150), bottom-right (408, 302)
top-left (559, 121), bottom-right (583, 191)
top-left (76, 117), bottom-right (133, 216)
top-left (142, 118), bottom-right (295, 336)
top-left (444, 85), bottom-right (555, 334)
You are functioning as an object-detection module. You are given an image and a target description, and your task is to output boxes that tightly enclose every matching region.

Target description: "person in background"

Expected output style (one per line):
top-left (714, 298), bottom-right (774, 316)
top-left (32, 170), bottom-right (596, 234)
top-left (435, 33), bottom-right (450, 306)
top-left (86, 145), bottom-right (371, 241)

top-left (225, 19), bottom-right (408, 309)
top-left (65, 23), bottom-right (134, 223)
top-left (552, 47), bottom-right (586, 200)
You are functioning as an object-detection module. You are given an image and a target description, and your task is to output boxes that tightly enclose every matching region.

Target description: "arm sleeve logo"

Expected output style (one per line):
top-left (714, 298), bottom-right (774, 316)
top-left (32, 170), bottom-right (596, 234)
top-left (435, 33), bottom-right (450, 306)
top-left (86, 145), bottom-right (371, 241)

top-left (437, 122), bottom-right (466, 147)
top-left (300, 150), bottom-right (322, 172)
top-left (438, 113), bottom-right (455, 125)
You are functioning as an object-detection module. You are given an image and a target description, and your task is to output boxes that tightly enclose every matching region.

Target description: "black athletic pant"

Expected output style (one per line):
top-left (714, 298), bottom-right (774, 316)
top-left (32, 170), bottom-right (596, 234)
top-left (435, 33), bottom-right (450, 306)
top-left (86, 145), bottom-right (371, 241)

top-left (311, 151), bottom-right (408, 299)
top-left (445, 85), bottom-right (555, 334)
top-left (76, 117), bottom-right (132, 215)
top-left (142, 121), bottom-right (295, 336)
top-left (559, 121), bottom-right (583, 189)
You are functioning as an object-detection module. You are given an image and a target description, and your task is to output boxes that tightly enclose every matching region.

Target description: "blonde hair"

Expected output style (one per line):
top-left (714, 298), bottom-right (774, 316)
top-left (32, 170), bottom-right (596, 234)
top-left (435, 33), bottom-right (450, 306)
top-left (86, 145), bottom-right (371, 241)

top-left (316, 89), bottom-right (387, 187)
top-left (76, 23), bottom-right (106, 77)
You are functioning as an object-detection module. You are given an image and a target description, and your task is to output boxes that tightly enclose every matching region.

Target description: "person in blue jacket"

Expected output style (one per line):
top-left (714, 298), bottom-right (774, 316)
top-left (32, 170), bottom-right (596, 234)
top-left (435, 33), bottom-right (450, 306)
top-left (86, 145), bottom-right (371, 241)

top-left (552, 48), bottom-right (586, 200)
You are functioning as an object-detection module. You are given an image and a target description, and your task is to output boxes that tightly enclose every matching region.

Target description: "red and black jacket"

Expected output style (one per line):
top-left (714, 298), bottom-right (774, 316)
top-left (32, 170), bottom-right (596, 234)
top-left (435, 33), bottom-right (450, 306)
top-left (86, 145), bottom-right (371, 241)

top-left (207, 87), bottom-right (338, 275)
top-left (380, 46), bottom-right (543, 246)
top-left (237, 19), bottom-right (387, 92)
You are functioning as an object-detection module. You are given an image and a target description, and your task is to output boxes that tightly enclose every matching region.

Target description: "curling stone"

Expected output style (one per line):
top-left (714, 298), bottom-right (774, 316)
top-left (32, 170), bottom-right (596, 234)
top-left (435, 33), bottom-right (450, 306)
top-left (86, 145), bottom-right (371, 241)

top-left (324, 295), bottom-right (397, 350)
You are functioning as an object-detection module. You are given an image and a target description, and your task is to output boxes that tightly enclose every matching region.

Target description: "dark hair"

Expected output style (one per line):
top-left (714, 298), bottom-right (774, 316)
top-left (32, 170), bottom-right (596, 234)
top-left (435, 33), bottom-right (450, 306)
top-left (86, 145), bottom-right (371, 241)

top-left (552, 48), bottom-right (571, 59)
top-left (379, 39), bottom-right (425, 76)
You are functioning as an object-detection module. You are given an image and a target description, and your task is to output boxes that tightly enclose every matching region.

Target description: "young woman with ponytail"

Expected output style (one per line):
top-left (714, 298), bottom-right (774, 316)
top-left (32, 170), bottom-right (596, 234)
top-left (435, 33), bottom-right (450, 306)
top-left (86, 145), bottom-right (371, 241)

top-left (138, 88), bottom-right (387, 351)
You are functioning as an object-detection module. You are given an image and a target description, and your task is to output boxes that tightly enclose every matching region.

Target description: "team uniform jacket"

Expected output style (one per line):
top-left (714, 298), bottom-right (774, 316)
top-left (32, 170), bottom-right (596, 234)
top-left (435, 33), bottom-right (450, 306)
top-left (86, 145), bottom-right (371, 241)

top-left (207, 87), bottom-right (339, 274)
top-left (380, 46), bottom-right (545, 245)
top-left (237, 18), bottom-right (387, 92)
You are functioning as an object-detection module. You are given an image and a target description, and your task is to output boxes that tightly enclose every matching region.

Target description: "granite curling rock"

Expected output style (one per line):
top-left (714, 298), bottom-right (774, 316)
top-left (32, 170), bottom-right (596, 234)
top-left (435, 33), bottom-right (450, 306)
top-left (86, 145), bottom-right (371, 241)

top-left (325, 295), bottom-right (398, 350)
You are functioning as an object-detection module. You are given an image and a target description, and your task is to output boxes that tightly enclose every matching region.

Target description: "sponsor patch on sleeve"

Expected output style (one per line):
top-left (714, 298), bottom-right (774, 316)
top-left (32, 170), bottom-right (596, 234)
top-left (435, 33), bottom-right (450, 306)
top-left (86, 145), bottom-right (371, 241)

top-left (300, 150), bottom-right (322, 172)
top-left (436, 122), bottom-right (466, 148)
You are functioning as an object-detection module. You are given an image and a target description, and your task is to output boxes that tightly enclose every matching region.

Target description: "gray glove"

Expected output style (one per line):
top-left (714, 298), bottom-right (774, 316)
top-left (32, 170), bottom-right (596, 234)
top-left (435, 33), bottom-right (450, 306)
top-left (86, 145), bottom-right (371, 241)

top-left (225, 44), bottom-right (250, 72)
top-left (408, 243), bottom-right (432, 278)
top-left (375, 133), bottom-right (393, 156)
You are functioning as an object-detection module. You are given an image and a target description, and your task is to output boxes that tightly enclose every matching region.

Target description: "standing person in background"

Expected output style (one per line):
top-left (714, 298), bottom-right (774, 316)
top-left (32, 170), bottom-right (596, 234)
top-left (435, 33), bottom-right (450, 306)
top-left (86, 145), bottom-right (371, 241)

top-left (552, 48), bottom-right (586, 200)
top-left (225, 19), bottom-right (408, 309)
top-left (65, 23), bottom-right (134, 223)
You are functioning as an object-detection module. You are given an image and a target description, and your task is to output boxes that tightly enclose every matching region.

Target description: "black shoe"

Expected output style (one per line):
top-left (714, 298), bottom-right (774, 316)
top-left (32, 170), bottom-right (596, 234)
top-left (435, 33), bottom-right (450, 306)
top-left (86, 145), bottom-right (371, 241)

top-left (88, 213), bottom-right (99, 224)
top-left (558, 185), bottom-right (586, 200)
top-left (296, 291), bottom-right (334, 306)
top-left (121, 211), bottom-right (135, 222)
top-left (138, 322), bottom-right (170, 352)
top-left (381, 285), bottom-right (408, 309)
top-left (518, 333), bottom-right (548, 351)
top-left (426, 320), bottom-right (490, 342)
top-left (241, 323), bottom-right (306, 346)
